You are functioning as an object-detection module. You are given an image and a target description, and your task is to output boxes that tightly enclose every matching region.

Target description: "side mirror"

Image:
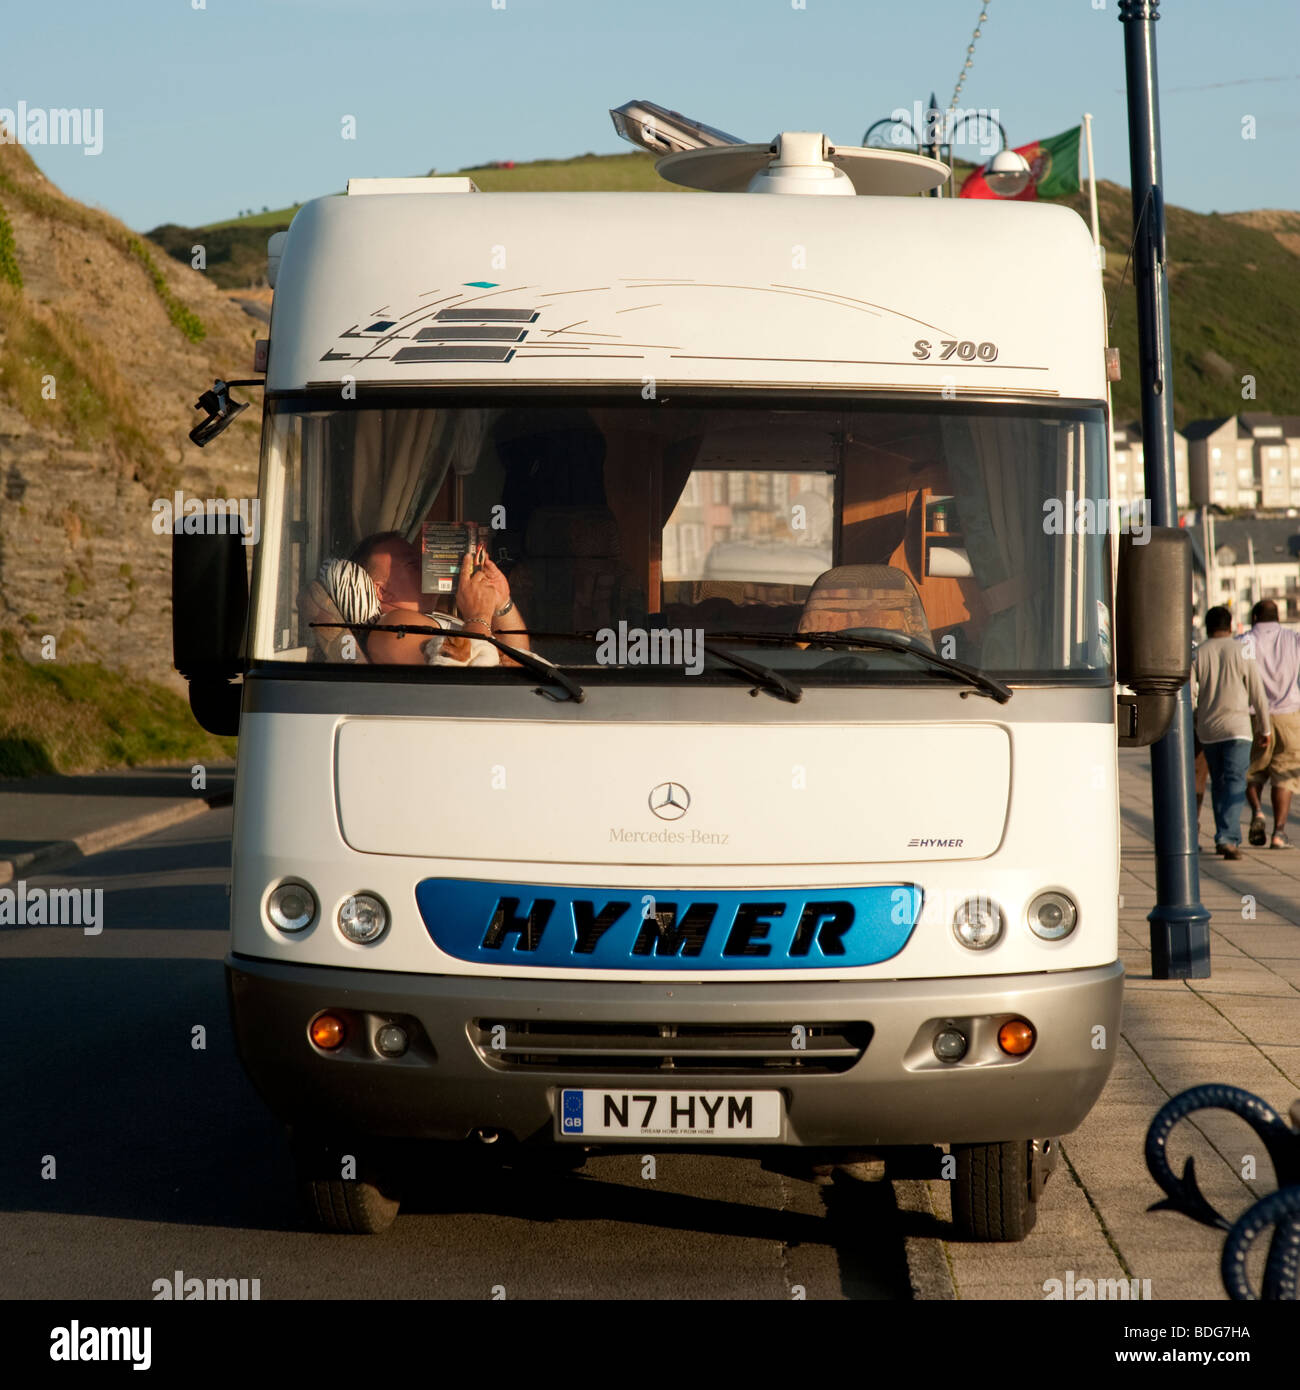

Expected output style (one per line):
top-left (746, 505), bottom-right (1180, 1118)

top-left (1115, 527), bottom-right (1191, 748)
top-left (190, 379), bottom-right (252, 448)
top-left (173, 529), bottom-right (249, 736)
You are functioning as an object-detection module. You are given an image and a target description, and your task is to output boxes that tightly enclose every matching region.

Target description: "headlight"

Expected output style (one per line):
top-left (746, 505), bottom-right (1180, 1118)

top-left (1027, 891), bottom-right (1078, 941)
top-left (267, 881), bottom-right (316, 933)
top-left (952, 897), bottom-right (1004, 950)
top-left (338, 892), bottom-right (388, 944)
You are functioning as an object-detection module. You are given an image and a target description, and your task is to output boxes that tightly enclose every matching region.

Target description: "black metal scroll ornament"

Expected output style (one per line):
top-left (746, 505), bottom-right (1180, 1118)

top-left (1145, 1084), bottom-right (1300, 1300)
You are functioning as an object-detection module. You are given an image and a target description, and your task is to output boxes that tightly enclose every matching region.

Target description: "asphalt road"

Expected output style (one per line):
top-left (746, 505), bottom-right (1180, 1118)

top-left (0, 811), bottom-right (912, 1301)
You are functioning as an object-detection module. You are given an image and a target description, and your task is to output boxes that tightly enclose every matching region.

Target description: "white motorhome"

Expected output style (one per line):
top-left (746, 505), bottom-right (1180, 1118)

top-left (176, 129), bottom-right (1188, 1241)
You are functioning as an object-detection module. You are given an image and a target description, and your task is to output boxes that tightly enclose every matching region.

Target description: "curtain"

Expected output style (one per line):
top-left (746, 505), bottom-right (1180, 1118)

top-left (348, 408), bottom-right (494, 541)
top-left (941, 416), bottom-right (1047, 668)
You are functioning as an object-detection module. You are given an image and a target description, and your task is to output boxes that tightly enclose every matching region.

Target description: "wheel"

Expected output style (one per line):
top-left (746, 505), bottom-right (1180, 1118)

top-left (950, 1138), bottom-right (1055, 1242)
top-left (292, 1131), bottom-right (402, 1235)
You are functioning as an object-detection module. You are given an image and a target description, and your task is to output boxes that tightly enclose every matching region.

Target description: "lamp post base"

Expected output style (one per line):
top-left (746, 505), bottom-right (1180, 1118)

top-left (1148, 907), bottom-right (1212, 979)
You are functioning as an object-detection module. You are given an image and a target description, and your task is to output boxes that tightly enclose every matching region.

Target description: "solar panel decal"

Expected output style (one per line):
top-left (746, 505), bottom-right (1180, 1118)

top-left (392, 345), bottom-right (517, 363)
top-left (435, 308), bottom-right (539, 323)
top-left (414, 326), bottom-right (528, 342)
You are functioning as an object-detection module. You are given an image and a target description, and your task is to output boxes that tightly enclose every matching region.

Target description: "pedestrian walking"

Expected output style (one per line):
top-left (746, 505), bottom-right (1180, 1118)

top-left (1238, 599), bottom-right (1300, 849)
top-left (1191, 607), bottom-right (1270, 860)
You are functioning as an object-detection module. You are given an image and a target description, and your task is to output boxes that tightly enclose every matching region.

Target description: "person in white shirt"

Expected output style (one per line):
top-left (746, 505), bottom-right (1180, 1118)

top-left (1191, 607), bottom-right (1270, 859)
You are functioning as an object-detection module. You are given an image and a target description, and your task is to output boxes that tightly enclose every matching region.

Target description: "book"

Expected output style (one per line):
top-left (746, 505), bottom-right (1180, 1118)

top-left (421, 521), bottom-right (489, 594)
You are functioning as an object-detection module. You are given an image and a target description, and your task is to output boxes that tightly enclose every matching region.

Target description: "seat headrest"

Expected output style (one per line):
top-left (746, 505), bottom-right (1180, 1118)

top-left (798, 564), bottom-right (933, 646)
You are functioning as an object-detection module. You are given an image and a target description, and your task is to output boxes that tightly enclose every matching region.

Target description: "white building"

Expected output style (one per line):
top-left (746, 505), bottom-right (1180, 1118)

top-left (1186, 413), bottom-right (1300, 510)
top-left (1200, 514), bottom-right (1300, 627)
top-left (1111, 420), bottom-right (1189, 513)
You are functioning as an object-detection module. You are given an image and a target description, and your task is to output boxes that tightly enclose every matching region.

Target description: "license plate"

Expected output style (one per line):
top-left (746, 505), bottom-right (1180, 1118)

top-left (558, 1089), bottom-right (782, 1139)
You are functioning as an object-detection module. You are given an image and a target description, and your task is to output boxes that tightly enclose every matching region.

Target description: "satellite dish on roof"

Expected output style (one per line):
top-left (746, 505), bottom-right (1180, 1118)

top-left (658, 133), bottom-right (948, 196)
top-left (608, 101), bottom-right (948, 197)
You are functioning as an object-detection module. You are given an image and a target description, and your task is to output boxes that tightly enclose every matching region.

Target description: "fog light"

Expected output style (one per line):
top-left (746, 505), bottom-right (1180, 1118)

top-left (310, 1013), bottom-right (346, 1049)
top-left (952, 897), bottom-right (1004, 950)
top-left (338, 893), bottom-right (388, 944)
top-left (1028, 891), bottom-right (1078, 941)
top-left (375, 1024), bottom-right (408, 1057)
top-left (267, 881), bottom-right (316, 932)
top-left (933, 1028), bottom-right (968, 1063)
top-left (998, 1019), bottom-right (1035, 1056)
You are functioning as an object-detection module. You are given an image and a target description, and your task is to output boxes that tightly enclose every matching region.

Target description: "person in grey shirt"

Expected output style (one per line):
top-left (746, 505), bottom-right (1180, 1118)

top-left (1191, 607), bottom-right (1270, 859)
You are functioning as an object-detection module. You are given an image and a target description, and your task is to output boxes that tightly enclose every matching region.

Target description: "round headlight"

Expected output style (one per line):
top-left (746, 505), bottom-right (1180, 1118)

top-left (267, 881), bottom-right (316, 933)
top-left (338, 892), bottom-right (388, 944)
top-left (1028, 891), bottom-right (1078, 941)
top-left (952, 897), bottom-right (1004, 950)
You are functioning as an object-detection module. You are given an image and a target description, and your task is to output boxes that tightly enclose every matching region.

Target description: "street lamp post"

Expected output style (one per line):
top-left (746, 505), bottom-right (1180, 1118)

top-left (864, 92), bottom-right (948, 197)
top-left (1119, 0), bottom-right (1211, 978)
top-left (865, 95), bottom-right (1028, 198)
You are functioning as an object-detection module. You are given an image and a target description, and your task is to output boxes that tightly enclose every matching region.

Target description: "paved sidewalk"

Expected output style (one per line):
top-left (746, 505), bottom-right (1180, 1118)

top-left (905, 748), bottom-right (1300, 1301)
top-left (0, 763), bottom-right (234, 883)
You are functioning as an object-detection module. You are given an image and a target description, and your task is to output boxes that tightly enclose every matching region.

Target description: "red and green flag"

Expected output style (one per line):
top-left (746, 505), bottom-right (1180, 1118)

top-left (959, 125), bottom-right (1081, 200)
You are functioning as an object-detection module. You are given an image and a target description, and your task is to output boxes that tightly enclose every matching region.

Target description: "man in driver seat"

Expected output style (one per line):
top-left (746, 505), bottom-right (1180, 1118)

top-left (352, 532), bottom-right (530, 666)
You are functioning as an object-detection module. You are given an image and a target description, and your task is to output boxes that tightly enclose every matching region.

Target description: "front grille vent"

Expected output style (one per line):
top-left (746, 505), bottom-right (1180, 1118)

top-left (470, 1020), bottom-right (871, 1074)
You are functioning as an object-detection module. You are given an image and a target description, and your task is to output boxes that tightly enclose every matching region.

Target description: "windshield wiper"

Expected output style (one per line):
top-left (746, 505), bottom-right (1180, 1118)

top-left (310, 622), bottom-right (585, 703)
top-left (706, 629), bottom-right (1013, 704)
top-left (700, 642), bottom-right (803, 702)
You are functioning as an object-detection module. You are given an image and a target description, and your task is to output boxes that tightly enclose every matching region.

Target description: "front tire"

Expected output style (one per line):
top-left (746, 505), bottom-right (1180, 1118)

top-left (292, 1132), bottom-right (401, 1235)
top-left (951, 1138), bottom-right (1052, 1242)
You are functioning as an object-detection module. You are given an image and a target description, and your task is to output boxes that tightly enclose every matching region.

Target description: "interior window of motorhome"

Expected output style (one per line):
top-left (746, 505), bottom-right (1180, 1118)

top-left (253, 399), bottom-right (1110, 681)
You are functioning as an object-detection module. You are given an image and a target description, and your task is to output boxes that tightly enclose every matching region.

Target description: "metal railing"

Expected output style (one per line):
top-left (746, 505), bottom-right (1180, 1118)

top-left (1145, 1084), bottom-right (1300, 1300)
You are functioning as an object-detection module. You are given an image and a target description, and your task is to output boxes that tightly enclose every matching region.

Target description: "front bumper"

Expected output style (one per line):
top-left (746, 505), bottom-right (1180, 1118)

top-left (225, 956), bottom-right (1123, 1148)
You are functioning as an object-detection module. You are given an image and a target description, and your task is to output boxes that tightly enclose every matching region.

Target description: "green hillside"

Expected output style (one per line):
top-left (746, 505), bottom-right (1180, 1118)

top-left (147, 150), bottom-right (1300, 429)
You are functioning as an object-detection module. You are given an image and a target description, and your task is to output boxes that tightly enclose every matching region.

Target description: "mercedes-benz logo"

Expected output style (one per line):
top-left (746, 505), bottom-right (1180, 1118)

top-left (648, 782), bottom-right (691, 821)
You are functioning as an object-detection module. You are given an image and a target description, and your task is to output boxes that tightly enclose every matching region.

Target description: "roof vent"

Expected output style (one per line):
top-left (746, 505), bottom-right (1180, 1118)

top-left (345, 176), bottom-right (481, 196)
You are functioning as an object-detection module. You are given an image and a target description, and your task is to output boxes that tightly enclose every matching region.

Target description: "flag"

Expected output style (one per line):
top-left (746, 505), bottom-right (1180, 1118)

top-left (959, 125), bottom-right (1082, 200)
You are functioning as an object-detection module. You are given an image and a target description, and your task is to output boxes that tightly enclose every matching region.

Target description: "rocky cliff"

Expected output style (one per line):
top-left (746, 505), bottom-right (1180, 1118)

top-left (0, 139), bottom-right (263, 685)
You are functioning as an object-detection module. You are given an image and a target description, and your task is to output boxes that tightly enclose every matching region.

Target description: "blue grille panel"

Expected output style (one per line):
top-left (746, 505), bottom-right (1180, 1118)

top-left (415, 879), bottom-right (921, 970)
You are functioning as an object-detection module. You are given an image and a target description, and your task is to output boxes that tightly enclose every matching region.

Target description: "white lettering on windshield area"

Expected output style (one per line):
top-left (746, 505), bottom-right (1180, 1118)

top-left (1043, 492), bottom-right (1149, 545)
top-left (595, 621), bottom-right (705, 676)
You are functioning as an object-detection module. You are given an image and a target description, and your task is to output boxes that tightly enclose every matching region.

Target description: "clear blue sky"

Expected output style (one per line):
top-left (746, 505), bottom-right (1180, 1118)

top-left (5, 0), bottom-right (1298, 229)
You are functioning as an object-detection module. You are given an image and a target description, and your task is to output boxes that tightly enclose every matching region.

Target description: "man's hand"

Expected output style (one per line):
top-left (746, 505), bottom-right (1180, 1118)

top-left (478, 552), bottom-right (511, 609)
top-left (455, 545), bottom-right (500, 627)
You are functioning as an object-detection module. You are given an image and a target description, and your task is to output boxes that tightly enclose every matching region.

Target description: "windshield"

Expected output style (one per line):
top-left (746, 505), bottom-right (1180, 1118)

top-left (251, 395), bottom-right (1113, 684)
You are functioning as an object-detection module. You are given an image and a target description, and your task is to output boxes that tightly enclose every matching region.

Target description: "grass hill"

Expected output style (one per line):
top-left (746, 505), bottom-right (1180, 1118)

top-left (148, 150), bottom-right (1300, 431)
